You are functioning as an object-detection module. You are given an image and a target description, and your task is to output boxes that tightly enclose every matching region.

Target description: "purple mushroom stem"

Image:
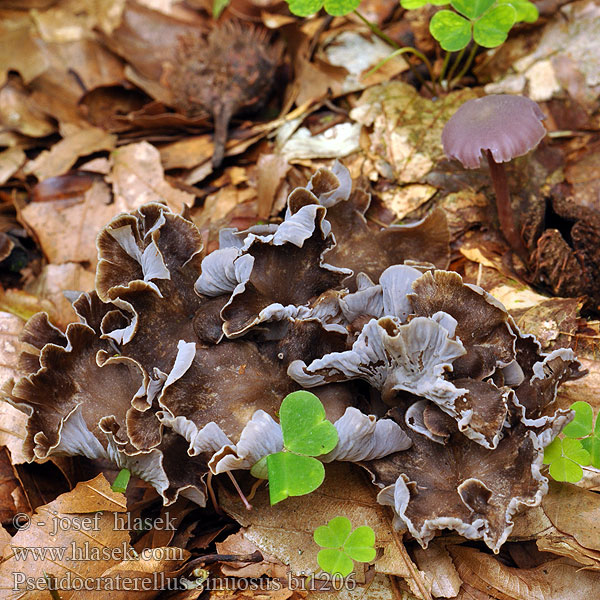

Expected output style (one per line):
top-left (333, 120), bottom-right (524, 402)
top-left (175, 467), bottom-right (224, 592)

top-left (485, 150), bottom-right (528, 260)
top-left (442, 95), bottom-right (547, 264)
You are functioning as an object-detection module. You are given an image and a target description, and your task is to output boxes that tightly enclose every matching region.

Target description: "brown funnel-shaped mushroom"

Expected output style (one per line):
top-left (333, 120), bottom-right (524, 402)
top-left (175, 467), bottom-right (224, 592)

top-left (442, 95), bottom-right (546, 260)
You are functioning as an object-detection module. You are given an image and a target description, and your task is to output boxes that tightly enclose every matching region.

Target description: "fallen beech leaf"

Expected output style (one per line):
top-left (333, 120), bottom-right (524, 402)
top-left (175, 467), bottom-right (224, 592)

top-left (256, 153), bottom-right (290, 219)
top-left (0, 447), bottom-right (29, 523)
top-left (449, 545), bottom-right (600, 600)
top-left (216, 532), bottom-right (287, 578)
top-left (0, 19), bottom-right (48, 87)
top-left (541, 481), bottom-right (600, 554)
top-left (0, 473), bottom-right (129, 598)
top-left (350, 82), bottom-right (477, 184)
top-left (0, 311), bottom-right (25, 384)
top-left (0, 148), bottom-right (26, 185)
top-left (0, 77), bottom-right (55, 138)
top-left (24, 263), bottom-right (96, 327)
top-left (413, 540), bottom-right (461, 599)
top-left (0, 289), bottom-right (54, 324)
top-left (21, 179), bottom-right (118, 266)
top-left (0, 402), bottom-right (29, 465)
top-left (220, 462), bottom-right (411, 579)
top-left (23, 128), bottom-right (117, 180)
top-left (107, 141), bottom-right (194, 213)
top-left (95, 546), bottom-right (190, 600)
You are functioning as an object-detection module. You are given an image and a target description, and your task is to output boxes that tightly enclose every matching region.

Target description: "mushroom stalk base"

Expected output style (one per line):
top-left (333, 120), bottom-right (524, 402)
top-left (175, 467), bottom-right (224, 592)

top-left (486, 150), bottom-right (528, 261)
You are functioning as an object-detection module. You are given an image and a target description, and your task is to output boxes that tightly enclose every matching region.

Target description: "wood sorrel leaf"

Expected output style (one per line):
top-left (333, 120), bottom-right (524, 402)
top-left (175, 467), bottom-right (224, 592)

top-left (267, 452), bottom-right (325, 504)
top-left (582, 411), bottom-right (600, 468)
top-left (430, 11), bottom-right (471, 51)
top-left (401, 0), bottom-right (449, 7)
top-left (549, 456), bottom-right (583, 483)
top-left (314, 516), bottom-right (352, 548)
top-left (498, 0), bottom-right (538, 22)
top-left (323, 0), bottom-right (361, 16)
top-left (343, 526), bottom-right (376, 562)
top-left (473, 4), bottom-right (516, 48)
top-left (562, 437), bottom-right (591, 467)
top-left (280, 391), bottom-right (338, 456)
top-left (451, 0), bottom-right (494, 19)
top-left (563, 401), bottom-right (593, 438)
top-left (317, 548), bottom-right (354, 577)
top-left (287, 0), bottom-right (323, 17)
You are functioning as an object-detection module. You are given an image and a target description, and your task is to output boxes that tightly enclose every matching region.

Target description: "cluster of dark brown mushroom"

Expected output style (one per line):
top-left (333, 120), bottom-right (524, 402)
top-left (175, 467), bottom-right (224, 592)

top-left (5, 162), bottom-right (580, 552)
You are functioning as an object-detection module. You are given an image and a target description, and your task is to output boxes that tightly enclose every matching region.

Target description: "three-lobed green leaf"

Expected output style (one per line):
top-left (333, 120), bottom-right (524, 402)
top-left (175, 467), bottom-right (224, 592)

top-left (287, 0), bottom-right (360, 16)
top-left (451, 0), bottom-right (494, 19)
top-left (473, 5), bottom-right (516, 47)
top-left (427, 0), bottom-right (533, 51)
top-left (544, 401), bottom-right (600, 483)
top-left (262, 391), bottom-right (339, 505)
top-left (314, 517), bottom-right (376, 577)
top-left (266, 452), bottom-right (325, 504)
top-left (430, 11), bottom-right (471, 51)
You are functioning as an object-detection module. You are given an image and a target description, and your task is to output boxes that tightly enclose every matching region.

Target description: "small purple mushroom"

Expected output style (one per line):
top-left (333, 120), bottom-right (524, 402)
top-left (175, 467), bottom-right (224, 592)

top-left (442, 95), bottom-right (546, 260)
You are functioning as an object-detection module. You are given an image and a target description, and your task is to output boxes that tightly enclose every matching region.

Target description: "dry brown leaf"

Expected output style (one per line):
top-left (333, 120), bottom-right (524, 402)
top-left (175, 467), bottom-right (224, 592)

top-left (220, 462), bottom-right (411, 579)
top-left (23, 128), bottom-right (117, 180)
top-left (216, 531), bottom-right (287, 578)
top-left (413, 541), bottom-right (461, 599)
top-left (0, 77), bottom-right (55, 138)
top-left (0, 311), bottom-right (25, 384)
top-left (194, 186), bottom-right (256, 228)
top-left (0, 402), bottom-right (29, 465)
top-left (30, 0), bottom-right (126, 42)
top-left (0, 147), bottom-right (26, 185)
top-left (0, 18), bottom-right (48, 86)
top-left (0, 447), bottom-right (29, 523)
top-left (107, 141), bottom-right (194, 213)
top-left (449, 545), bottom-right (600, 600)
top-left (24, 262), bottom-right (96, 328)
top-left (0, 473), bottom-right (128, 598)
top-left (21, 179), bottom-right (116, 266)
top-left (255, 153), bottom-right (290, 219)
top-left (93, 546), bottom-right (190, 600)
top-left (0, 288), bottom-right (54, 324)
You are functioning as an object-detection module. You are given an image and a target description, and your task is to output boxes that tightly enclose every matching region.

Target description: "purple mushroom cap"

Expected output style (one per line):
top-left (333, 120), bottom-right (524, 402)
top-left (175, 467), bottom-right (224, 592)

top-left (442, 95), bottom-right (546, 169)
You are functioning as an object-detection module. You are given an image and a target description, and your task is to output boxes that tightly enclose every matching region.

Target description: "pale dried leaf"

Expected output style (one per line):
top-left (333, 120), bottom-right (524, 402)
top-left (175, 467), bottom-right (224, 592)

top-left (413, 541), bottom-right (461, 599)
top-left (21, 180), bottom-right (117, 266)
top-left (107, 141), bottom-right (194, 213)
top-left (220, 462), bottom-right (411, 579)
top-left (25, 262), bottom-right (96, 328)
top-left (449, 545), bottom-right (600, 600)
top-left (0, 474), bottom-right (129, 599)
top-left (24, 128), bottom-right (117, 180)
top-left (0, 147), bottom-right (26, 185)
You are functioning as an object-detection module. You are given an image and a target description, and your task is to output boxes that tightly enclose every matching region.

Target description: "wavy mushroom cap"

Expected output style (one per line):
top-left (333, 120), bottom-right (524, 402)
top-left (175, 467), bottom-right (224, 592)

top-left (442, 95), bottom-right (546, 169)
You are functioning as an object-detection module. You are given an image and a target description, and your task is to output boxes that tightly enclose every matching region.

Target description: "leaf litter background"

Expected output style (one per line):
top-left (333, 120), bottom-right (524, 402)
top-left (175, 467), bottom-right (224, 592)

top-left (0, 0), bottom-right (600, 598)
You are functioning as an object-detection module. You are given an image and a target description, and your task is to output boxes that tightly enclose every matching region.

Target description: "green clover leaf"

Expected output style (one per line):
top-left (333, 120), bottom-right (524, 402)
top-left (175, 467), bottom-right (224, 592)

top-left (451, 0), bottom-right (494, 19)
top-left (314, 517), bottom-right (376, 577)
top-left (266, 452), bottom-right (325, 504)
top-left (287, 0), bottom-right (323, 16)
top-left (544, 438), bottom-right (591, 483)
top-left (286, 0), bottom-right (359, 16)
top-left (262, 391), bottom-right (339, 505)
top-left (344, 526), bottom-right (376, 562)
top-left (497, 0), bottom-right (538, 22)
top-left (401, 0), bottom-right (449, 8)
top-left (562, 401), bottom-right (594, 438)
top-left (430, 10), bottom-right (471, 51)
top-left (324, 0), bottom-right (361, 16)
top-left (473, 4), bottom-right (516, 47)
top-left (314, 515), bottom-right (352, 547)
top-left (581, 414), bottom-right (600, 469)
top-left (280, 390), bottom-right (338, 455)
